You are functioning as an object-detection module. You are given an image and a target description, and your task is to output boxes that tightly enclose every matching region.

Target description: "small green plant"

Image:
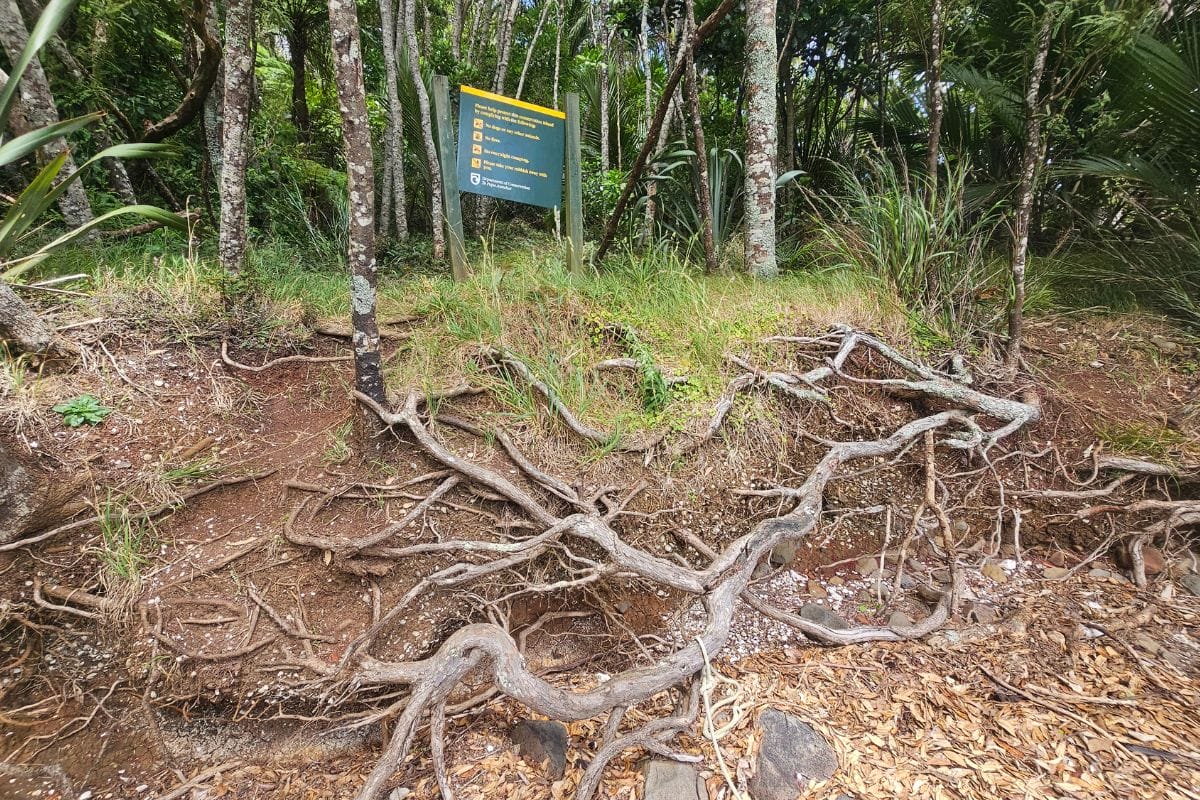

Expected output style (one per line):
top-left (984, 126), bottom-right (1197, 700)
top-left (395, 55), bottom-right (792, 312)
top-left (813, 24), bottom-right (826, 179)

top-left (162, 457), bottom-right (220, 486)
top-left (93, 497), bottom-right (155, 592)
top-left (52, 394), bottom-right (113, 427)
top-left (323, 420), bottom-right (353, 464)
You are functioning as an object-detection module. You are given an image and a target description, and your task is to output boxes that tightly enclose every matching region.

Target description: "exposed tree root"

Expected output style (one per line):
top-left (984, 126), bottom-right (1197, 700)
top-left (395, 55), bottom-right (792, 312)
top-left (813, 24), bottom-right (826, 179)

top-left (284, 326), bottom-right (1047, 799)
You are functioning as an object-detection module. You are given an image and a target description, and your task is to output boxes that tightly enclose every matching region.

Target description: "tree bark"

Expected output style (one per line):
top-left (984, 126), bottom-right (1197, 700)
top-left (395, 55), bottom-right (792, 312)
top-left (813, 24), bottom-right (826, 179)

top-left (682, 0), bottom-right (716, 272)
top-left (219, 0), bottom-right (254, 275)
top-left (450, 0), bottom-right (462, 61)
top-left (743, 0), bottom-right (778, 278)
top-left (0, 281), bottom-right (51, 354)
top-left (1006, 12), bottom-right (1053, 368)
top-left (141, 0), bottom-right (223, 144)
top-left (328, 0), bottom-right (385, 403)
top-left (515, 0), bottom-right (552, 101)
top-left (202, 0), bottom-right (224, 200)
top-left (0, 0), bottom-right (93, 229)
top-left (493, 0), bottom-right (520, 95)
top-left (404, 0), bottom-right (445, 259)
top-left (379, 0), bottom-right (408, 239)
top-left (596, 0), bottom-right (610, 171)
top-left (926, 0), bottom-right (945, 194)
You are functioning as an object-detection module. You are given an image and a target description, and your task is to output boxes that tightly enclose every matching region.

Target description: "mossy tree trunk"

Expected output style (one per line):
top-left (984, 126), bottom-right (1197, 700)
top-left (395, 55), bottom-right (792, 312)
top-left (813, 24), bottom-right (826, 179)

top-left (379, 0), bottom-right (408, 239)
top-left (328, 0), bottom-right (385, 403)
top-left (1006, 11), bottom-right (1054, 368)
top-left (743, 0), bottom-right (778, 278)
top-left (219, 0), bottom-right (254, 275)
top-left (404, 0), bottom-right (446, 260)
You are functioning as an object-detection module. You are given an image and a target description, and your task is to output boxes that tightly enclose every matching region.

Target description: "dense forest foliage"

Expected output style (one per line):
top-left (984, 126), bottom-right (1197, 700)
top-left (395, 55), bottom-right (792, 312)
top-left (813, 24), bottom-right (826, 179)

top-left (1, 0), bottom-right (1198, 348)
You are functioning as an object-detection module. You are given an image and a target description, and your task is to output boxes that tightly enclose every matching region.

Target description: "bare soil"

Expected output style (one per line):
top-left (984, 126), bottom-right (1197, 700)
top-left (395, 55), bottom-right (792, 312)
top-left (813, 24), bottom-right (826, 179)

top-left (2, 313), bottom-right (1198, 800)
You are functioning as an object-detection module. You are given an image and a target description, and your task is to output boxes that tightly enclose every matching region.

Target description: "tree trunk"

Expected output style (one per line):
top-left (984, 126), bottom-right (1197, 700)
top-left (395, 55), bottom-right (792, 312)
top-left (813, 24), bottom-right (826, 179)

top-left (515, 0), bottom-right (552, 101)
top-left (1006, 12), bottom-right (1053, 368)
top-left (141, 0), bottom-right (222, 143)
top-left (0, 0), bottom-right (94, 229)
top-left (552, 0), bottom-right (563, 107)
top-left (743, 0), bottom-right (778, 278)
top-left (379, 0), bottom-right (408, 239)
top-left (596, 0), bottom-right (610, 171)
top-left (405, 0), bottom-right (446, 259)
top-left (289, 8), bottom-right (311, 140)
top-left (926, 0), bottom-right (944, 194)
top-left (0, 281), bottom-right (52, 354)
top-left (595, 0), bottom-right (736, 262)
top-left (450, 0), bottom-right (462, 61)
top-left (35, 23), bottom-right (139, 204)
top-left (682, 0), bottom-right (716, 272)
top-left (328, 0), bottom-right (385, 403)
top-left (494, 0), bottom-right (520, 95)
top-left (219, 0), bottom-right (254, 275)
top-left (202, 0), bottom-right (224, 200)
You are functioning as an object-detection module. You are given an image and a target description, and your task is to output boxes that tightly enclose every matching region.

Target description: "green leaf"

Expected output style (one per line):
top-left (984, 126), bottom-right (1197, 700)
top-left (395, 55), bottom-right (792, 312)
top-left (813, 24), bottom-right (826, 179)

top-left (0, 113), bottom-right (102, 168)
top-left (0, 0), bottom-right (79, 134)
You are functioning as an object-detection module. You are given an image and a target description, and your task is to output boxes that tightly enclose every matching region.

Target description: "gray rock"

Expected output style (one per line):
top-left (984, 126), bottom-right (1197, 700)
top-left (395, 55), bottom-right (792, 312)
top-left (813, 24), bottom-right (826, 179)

top-left (643, 760), bottom-right (707, 800)
top-left (855, 556), bottom-right (878, 576)
top-left (1088, 568), bottom-right (1112, 580)
top-left (750, 708), bottom-right (837, 800)
top-left (1151, 335), bottom-right (1178, 354)
top-left (1179, 573), bottom-right (1200, 597)
top-left (967, 602), bottom-right (998, 624)
top-left (511, 719), bottom-right (568, 779)
top-left (799, 603), bottom-right (850, 630)
top-left (770, 539), bottom-right (797, 567)
top-left (888, 611), bottom-right (913, 629)
top-left (1043, 566), bottom-right (1070, 580)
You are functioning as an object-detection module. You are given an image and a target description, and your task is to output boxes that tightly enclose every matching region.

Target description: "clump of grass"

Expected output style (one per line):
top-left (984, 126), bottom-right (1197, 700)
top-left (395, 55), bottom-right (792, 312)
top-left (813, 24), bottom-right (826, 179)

top-left (801, 158), bottom-right (1003, 343)
top-left (1096, 421), bottom-right (1193, 463)
top-left (323, 420), bottom-right (353, 465)
top-left (92, 496), bottom-right (157, 599)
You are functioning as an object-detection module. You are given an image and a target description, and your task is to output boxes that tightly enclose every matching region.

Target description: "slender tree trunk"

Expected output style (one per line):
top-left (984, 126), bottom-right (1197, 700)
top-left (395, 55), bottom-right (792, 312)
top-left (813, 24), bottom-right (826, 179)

top-left (202, 0), bottom-right (224, 204)
top-left (595, 0), bottom-right (736, 262)
top-left (596, 0), bottom-right (611, 171)
top-left (743, 0), bottom-right (778, 278)
top-left (289, 9), bottom-right (311, 139)
top-left (682, 0), bottom-right (716, 271)
top-left (141, 0), bottom-right (223, 144)
top-left (219, 0), bottom-right (254, 275)
top-left (552, 0), bottom-right (563, 106)
top-left (450, 0), bottom-right (462, 60)
top-left (515, 0), bottom-right (552, 101)
top-left (0, 0), bottom-right (93, 229)
top-left (494, 0), bottom-right (520, 94)
top-left (379, 0), bottom-right (408, 239)
top-left (328, 0), bottom-right (385, 403)
top-left (641, 12), bottom-right (680, 245)
top-left (926, 0), bottom-right (944, 194)
top-left (36, 24), bottom-right (139, 204)
top-left (1006, 12), bottom-right (1053, 368)
top-left (405, 0), bottom-right (445, 258)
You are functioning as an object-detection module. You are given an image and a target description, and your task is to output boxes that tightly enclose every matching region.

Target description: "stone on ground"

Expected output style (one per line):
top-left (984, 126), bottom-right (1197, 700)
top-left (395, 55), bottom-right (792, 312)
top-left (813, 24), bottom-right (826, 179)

top-left (799, 603), bottom-right (849, 630)
top-left (511, 719), bottom-right (568, 779)
top-left (643, 759), bottom-right (707, 800)
top-left (750, 708), bottom-right (838, 800)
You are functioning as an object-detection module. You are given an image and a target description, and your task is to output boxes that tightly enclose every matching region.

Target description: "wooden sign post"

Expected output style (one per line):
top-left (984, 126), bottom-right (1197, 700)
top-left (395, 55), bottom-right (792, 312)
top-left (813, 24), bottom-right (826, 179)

top-left (564, 93), bottom-right (584, 278)
top-left (432, 75), bottom-right (468, 282)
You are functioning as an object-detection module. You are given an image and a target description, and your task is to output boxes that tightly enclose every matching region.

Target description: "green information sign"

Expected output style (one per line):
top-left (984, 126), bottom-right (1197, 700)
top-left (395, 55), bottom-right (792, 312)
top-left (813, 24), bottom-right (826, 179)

top-left (456, 85), bottom-right (565, 209)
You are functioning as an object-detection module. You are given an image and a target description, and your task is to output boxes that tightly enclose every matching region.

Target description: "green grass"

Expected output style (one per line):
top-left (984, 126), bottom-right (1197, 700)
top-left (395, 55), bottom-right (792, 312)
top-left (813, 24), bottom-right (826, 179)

top-left (1096, 421), bottom-right (1193, 464)
top-left (32, 229), bottom-right (890, 439)
top-left (93, 496), bottom-right (156, 593)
